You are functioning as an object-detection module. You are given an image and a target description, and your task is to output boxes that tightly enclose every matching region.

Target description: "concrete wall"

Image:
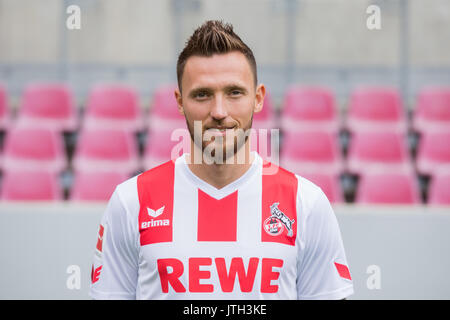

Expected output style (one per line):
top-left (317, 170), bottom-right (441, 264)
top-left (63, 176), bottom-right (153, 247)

top-left (1, 0), bottom-right (450, 108)
top-left (1, 0), bottom-right (450, 66)
top-left (0, 203), bottom-right (449, 299)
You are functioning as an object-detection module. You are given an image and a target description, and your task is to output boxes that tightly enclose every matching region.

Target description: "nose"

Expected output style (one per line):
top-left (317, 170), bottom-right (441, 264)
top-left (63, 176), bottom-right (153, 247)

top-left (210, 94), bottom-right (228, 121)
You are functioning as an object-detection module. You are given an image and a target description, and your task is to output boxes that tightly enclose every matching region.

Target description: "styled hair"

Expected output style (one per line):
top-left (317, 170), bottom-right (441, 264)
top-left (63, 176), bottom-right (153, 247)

top-left (176, 20), bottom-right (257, 91)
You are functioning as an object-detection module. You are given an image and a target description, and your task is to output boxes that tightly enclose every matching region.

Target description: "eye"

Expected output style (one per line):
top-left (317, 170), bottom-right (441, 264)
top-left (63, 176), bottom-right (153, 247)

top-left (229, 90), bottom-right (242, 96)
top-left (194, 91), bottom-right (210, 99)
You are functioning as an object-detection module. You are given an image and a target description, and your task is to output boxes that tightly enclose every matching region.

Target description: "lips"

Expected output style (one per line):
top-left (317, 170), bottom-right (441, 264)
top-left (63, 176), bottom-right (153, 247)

top-left (205, 126), bottom-right (236, 136)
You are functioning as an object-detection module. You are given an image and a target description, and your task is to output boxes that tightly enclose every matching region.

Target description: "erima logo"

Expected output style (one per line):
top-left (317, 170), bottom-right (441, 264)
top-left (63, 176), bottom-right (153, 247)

top-left (148, 206), bottom-right (165, 218)
top-left (141, 206), bottom-right (169, 229)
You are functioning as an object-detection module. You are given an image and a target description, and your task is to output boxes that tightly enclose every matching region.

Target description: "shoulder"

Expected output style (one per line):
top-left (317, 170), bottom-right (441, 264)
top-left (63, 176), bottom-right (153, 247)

top-left (260, 156), bottom-right (324, 208)
top-left (295, 174), bottom-right (325, 212)
top-left (115, 159), bottom-right (176, 204)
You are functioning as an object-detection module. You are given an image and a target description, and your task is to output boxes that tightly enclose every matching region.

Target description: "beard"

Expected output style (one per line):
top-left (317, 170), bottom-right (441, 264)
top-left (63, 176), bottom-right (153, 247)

top-left (185, 113), bottom-right (254, 164)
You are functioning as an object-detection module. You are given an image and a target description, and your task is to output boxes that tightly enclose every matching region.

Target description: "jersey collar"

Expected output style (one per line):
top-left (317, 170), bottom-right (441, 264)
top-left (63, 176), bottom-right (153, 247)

top-left (177, 151), bottom-right (261, 200)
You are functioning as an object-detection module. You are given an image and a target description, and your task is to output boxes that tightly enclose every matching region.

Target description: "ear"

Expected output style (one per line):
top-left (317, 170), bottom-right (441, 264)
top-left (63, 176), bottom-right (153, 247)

top-left (174, 88), bottom-right (184, 116)
top-left (254, 83), bottom-right (266, 114)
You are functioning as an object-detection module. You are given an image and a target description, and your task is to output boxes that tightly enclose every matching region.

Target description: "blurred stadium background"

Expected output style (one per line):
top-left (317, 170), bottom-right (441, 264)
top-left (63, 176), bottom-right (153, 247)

top-left (0, 0), bottom-right (450, 299)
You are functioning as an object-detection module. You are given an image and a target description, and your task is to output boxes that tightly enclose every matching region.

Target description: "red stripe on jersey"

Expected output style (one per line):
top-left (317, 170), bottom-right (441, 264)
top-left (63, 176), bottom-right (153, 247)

top-left (138, 160), bottom-right (175, 246)
top-left (334, 262), bottom-right (352, 280)
top-left (261, 160), bottom-right (298, 246)
top-left (197, 189), bottom-right (238, 241)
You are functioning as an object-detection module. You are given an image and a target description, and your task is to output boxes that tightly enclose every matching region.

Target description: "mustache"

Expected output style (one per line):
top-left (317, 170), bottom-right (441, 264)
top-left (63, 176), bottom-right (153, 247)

top-left (204, 124), bottom-right (237, 130)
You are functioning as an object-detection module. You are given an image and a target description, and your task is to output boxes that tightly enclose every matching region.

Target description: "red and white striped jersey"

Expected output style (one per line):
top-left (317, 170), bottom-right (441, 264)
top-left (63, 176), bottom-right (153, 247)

top-left (89, 152), bottom-right (353, 300)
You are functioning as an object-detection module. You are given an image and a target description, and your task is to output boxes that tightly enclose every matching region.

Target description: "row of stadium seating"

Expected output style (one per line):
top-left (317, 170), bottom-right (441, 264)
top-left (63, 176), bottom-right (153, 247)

top-left (0, 83), bottom-right (449, 134)
top-left (0, 83), bottom-right (449, 204)
top-left (0, 169), bottom-right (448, 205)
top-left (0, 126), bottom-right (448, 174)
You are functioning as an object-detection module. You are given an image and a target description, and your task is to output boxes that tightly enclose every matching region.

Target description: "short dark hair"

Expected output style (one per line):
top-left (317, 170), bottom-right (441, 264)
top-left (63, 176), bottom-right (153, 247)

top-left (176, 20), bottom-right (257, 91)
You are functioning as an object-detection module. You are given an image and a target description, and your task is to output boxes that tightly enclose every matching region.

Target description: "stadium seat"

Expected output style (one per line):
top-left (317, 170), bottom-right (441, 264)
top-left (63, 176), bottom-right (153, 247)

top-left (252, 91), bottom-right (277, 130)
top-left (428, 174), bottom-right (450, 205)
top-left (15, 83), bottom-right (78, 132)
top-left (356, 172), bottom-right (421, 204)
top-left (281, 86), bottom-right (339, 133)
top-left (300, 173), bottom-right (343, 203)
top-left (413, 87), bottom-right (450, 134)
top-left (346, 86), bottom-right (406, 133)
top-left (416, 131), bottom-right (450, 176)
top-left (83, 84), bottom-right (144, 131)
top-left (148, 84), bottom-right (186, 131)
top-left (0, 170), bottom-right (62, 201)
top-left (0, 127), bottom-right (66, 173)
top-left (0, 84), bottom-right (10, 130)
top-left (346, 131), bottom-right (412, 175)
top-left (72, 128), bottom-right (140, 174)
top-left (143, 128), bottom-right (191, 170)
top-left (280, 131), bottom-right (343, 175)
top-left (70, 170), bottom-right (129, 201)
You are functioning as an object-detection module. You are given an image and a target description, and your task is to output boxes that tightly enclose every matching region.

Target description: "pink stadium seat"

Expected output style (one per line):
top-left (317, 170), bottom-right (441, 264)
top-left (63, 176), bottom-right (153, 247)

top-left (414, 87), bottom-right (450, 133)
top-left (253, 91), bottom-right (277, 130)
top-left (15, 83), bottom-right (77, 131)
top-left (84, 84), bottom-right (144, 131)
top-left (0, 84), bottom-right (10, 130)
top-left (1, 170), bottom-right (62, 201)
top-left (70, 170), bottom-right (128, 201)
top-left (72, 129), bottom-right (140, 174)
top-left (346, 86), bottom-right (406, 133)
top-left (356, 173), bottom-right (421, 204)
top-left (416, 131), bottom-right (450, 176)
top-left (428, 174), bottom-right (450, 205)
top-left (281, 86), bottom-right (339, 133)
top-left (347, 131), bottom-right (412, 175)
top-left (301, 173), bottom-right (343, 203)
top-left (148, 85), bottom-right (186, 131)
top-left (280, 131), bottom-right (342, 174)
top-left (143, 128), bottom-right (191, 169)
top-left (0, 127), bottom-right (66, 173)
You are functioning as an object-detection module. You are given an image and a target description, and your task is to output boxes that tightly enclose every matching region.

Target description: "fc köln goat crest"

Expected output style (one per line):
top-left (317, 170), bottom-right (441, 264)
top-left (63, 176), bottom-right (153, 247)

top-left (263, 202), bottom-right (295, 237)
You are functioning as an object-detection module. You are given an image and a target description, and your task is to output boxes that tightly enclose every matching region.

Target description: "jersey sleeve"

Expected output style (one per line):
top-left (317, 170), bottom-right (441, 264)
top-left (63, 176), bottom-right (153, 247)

top-left (89, 187), bottom-right (139, 299)
top-left (296, 182), bottom-right (354, 300)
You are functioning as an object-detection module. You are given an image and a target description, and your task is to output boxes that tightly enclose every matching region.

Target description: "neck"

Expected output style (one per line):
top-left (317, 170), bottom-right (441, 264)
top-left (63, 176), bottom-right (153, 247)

top-left (186, 141), bottom-right (255, 190)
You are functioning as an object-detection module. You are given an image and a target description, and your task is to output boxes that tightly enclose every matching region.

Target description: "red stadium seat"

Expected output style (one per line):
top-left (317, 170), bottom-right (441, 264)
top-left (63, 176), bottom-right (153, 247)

top-left (416, 131), bottom-right (450, 176)
top-left (143, 128), bottom-right (191, 170)
top-left (83, 84), bottom-right (144, 131)
top-left (281, 86), bottom-right (339, 132)
top-left (346, 131), bottom-right (412, 175)
top-left (253, 91), bottom-right (277, 130)
top-left (280, 131), bottom-right (343, 175)
top-left (15, 83), bottom-right (78, 131)
top-left (346, 86), bottom-right (406, 133)
top-left (428, 174), bottom-right (450, 205)
top-left (0, 84), bottom-right (10, 130)
top-left (413, 87), bottom-right (450, 133)
top-left (0, 127), bottom-right (66, 173)
top-left (70, 170), bottom-right (128, 201)
top-left (356, 172), bottom-right (421, 204)
top-left (300, 173), bottom-right (343, 203)
top-left (72, 128), bottom-right (140, 174)
top-left (1, 170), bottom-right (62, 201)
top-left (148, 84), bottom-right (186, 131)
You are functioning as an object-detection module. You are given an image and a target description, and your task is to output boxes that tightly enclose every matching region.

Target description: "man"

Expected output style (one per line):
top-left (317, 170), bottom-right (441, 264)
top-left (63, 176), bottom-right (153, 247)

top-left (89, 20), bottom-right (353, 300)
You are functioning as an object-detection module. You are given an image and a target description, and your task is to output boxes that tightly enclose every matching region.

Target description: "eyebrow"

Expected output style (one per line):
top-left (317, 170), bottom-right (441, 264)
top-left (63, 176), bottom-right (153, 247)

top-left (188, 84), bottom-right (248, 97)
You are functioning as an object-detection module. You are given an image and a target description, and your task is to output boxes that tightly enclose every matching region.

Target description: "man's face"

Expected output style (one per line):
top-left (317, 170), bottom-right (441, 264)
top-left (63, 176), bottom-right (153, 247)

top-left (175, 51), bottom-right (265, 162)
